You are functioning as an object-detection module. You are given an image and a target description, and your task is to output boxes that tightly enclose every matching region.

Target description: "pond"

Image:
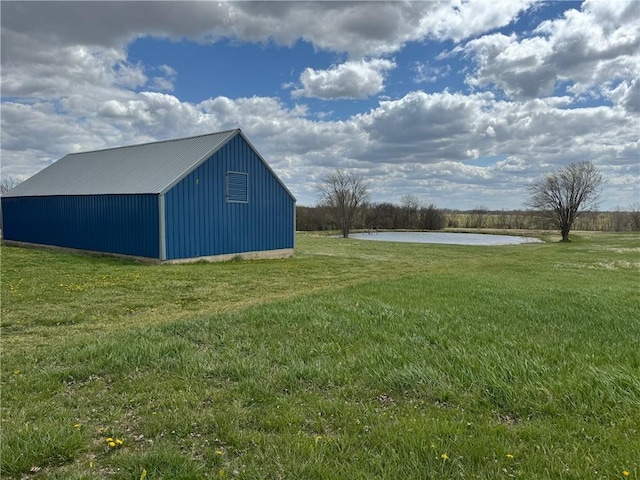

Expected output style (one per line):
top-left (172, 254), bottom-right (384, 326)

top-left (350, 231), bottom-right (543, 246)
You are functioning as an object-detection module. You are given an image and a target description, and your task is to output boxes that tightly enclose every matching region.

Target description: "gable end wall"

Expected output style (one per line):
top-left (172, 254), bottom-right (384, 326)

top-left (163, 135), bottom-right (295, 260)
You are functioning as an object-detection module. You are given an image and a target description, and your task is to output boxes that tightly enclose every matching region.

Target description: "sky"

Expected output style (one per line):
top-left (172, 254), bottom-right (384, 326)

top-left (1, 0), bottom-right (639, 209)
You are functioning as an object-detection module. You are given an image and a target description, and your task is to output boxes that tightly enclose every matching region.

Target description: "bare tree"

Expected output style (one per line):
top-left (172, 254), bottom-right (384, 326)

top-left (400, 194), bottom-right (421, 229)
top-left (466, 206), bottom-right (489, 229)
top-left (419, 204), bottom-right (445, 230)
top-left (318, 169), bottom-right (370, 238)
top-left (526, 161), bottom-right (605, 241)
top-left (629, 203), bottom-right (640, 231)
top-left (0, 175), bottom-right (21, 194)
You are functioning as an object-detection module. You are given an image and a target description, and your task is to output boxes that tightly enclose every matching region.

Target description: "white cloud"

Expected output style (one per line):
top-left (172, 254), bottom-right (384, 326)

top-left (0, 39), bottom-right (143, 99)
top-left (348, 90), bottom-right (637, 207)
top-left (1, 1), bottom-right (638, 210)
top-left (2, 86), bottom-right (637, 209)
top-left (149, 65), bottom-right (178, 92)
top-left (463, 0), bottom-right (640, 100)
top-left (291, 59), bottom-right (396, 100)
top-left (412, 62), bottom-right (451, 84)
top-left (0, 1), bottom-right (534, 60)
top-left (417, 0), bottom-right (535, 43)
top-left (602, 79), bottom-right (640, 113)
top-left (357, 91), bottom-right (496, 163)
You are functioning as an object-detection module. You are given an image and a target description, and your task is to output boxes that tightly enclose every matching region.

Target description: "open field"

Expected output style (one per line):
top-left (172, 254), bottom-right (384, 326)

top-left (1, 231), bottom-right (639, 479)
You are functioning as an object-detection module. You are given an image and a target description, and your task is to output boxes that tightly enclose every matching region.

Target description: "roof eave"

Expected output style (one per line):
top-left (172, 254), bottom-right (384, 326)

top-left (236, 130), bottom-right (297, 203)
top-left (158, 129), bottom-right (240, 196)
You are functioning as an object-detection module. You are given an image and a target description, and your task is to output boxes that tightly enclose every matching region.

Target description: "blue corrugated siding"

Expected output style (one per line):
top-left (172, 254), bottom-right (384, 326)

top-left (164, 135), bottom-right (294, 260)
top-left (1, 194), bottom-right (159, 258)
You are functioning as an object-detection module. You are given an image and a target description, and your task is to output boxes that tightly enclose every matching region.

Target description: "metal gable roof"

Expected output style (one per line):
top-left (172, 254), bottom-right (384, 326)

top-left (2, 129), bottom-right (240, 197)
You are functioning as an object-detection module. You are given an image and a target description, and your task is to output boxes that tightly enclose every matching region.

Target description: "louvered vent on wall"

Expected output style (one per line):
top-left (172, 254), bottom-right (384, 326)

top-left (226, 171), bottom-right (248, 203)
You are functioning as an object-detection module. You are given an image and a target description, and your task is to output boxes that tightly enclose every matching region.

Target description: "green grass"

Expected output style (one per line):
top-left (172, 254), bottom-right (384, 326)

top-left (1, 232), bottom-right (639, 479)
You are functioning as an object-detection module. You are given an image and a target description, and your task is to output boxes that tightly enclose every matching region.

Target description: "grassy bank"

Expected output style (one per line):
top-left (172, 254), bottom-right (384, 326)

top-left (1, 232), bottom-right (639, 479)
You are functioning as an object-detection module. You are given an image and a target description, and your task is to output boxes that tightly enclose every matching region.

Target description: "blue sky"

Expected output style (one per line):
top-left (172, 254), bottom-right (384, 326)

top-left (1, 1), bottom-right (638, 209)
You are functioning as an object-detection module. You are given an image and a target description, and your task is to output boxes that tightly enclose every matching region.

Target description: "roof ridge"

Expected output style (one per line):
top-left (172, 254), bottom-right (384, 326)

top-left (66, 128), bottom-right (241, 156)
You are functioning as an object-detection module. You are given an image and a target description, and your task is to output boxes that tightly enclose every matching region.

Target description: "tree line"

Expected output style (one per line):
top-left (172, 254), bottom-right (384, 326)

top-left (297, 201), bottom-right (446, 232)
top-left (305, 164), bottom-right (639, 238)
top-left (297, 203), bottom-right (640, 233)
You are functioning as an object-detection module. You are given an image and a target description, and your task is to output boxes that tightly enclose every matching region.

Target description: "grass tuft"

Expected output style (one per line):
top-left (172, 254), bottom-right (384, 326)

top-left (0, 418), bottom-right (85, 477)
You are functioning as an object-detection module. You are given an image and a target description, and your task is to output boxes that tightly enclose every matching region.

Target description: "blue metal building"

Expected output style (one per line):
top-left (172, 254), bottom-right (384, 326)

top-left (1, 129), bottom-right (296, 262)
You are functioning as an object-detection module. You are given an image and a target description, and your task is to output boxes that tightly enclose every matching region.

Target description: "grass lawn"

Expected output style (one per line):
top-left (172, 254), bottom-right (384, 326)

top-left (1, 231), bottom-right (639, 479)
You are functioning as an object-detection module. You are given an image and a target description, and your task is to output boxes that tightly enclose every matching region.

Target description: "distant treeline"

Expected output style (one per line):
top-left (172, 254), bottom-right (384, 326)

top-left (297, 204), bottom-right (640, 232)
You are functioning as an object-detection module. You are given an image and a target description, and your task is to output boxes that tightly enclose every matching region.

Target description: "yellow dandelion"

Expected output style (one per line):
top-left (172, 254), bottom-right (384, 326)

top-left (216, 450), bottom-right (223, 455)
top-left (623, 471), bottom-right (630, 477)
top-left (441, 453), bottom-right (449, 460)
top-left (506, 453), bottom-right (514, 459)
top-left (115, 439), bottom-right (124, 446)
top-left (108, 441), bottom-right (116, 448)
top-left (106, 437), bottom-right (114, 443)
top-left (73, 423), bottom-right (81, 428)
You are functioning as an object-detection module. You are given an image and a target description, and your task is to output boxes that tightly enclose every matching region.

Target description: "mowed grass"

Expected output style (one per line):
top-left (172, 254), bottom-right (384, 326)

top-left (1, 232), bottom-right (639, 479)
